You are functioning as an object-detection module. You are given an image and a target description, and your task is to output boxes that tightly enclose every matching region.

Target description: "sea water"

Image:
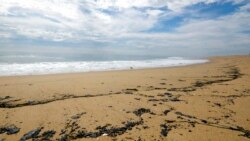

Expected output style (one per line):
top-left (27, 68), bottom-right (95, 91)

top-left (0, 55), bottom-right (208, 76)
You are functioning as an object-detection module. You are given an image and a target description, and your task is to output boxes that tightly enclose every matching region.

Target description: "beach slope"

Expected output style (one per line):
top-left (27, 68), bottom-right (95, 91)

top-left (0, 55), bottom-right (250, 141)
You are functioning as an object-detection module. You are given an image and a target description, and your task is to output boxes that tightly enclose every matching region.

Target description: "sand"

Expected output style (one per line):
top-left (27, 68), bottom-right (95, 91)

top-left (0, 55), bottom-right (250, 141)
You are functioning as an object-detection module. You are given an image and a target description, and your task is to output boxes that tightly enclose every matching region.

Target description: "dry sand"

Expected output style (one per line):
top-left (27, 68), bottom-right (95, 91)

top-left (0, 55), bottom-right (250, 141)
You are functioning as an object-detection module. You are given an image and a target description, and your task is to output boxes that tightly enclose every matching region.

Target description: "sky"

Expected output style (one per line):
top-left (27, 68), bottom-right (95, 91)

top-left (0, 0), bottom-right (250, 60)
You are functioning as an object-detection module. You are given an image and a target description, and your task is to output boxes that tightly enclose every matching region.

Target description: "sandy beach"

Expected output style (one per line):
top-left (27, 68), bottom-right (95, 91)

top-left (0, 55), bottom-right (249, 141)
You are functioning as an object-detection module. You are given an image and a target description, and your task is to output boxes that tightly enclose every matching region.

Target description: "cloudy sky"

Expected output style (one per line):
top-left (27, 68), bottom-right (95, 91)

top-left (0, 0), bottom-right (250, 59)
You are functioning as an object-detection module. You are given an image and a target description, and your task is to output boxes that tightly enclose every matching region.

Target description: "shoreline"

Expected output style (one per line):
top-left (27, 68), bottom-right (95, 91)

top-left (0, 57), bottom-right (209, 78)
top-left (0, 54), bottom-right (246, 78)
top-left (0, 55), bottom-right (249, 141)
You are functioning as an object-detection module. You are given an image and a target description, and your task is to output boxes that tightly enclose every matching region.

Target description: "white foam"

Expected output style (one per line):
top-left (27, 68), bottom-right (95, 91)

top-left (0, 58), bottom-right (208, 76)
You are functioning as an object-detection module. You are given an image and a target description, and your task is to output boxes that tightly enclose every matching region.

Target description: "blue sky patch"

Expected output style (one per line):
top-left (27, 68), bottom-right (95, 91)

top-left (187, 2), bottom-right (243, 18)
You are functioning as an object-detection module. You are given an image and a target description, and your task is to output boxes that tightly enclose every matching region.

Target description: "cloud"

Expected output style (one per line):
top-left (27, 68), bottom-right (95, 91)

top-left (0, 0), bottom-right (249, 57)
top-left (0, 0), bottom-right (160, 40)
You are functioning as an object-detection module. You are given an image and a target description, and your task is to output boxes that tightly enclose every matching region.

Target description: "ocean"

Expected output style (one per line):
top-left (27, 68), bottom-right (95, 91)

top-left (0, 55), bottom-right (208, 76)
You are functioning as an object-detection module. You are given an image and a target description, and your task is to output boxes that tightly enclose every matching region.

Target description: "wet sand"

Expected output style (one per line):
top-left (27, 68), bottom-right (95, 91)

top-left (0, 55), bottom-right (250, 141)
